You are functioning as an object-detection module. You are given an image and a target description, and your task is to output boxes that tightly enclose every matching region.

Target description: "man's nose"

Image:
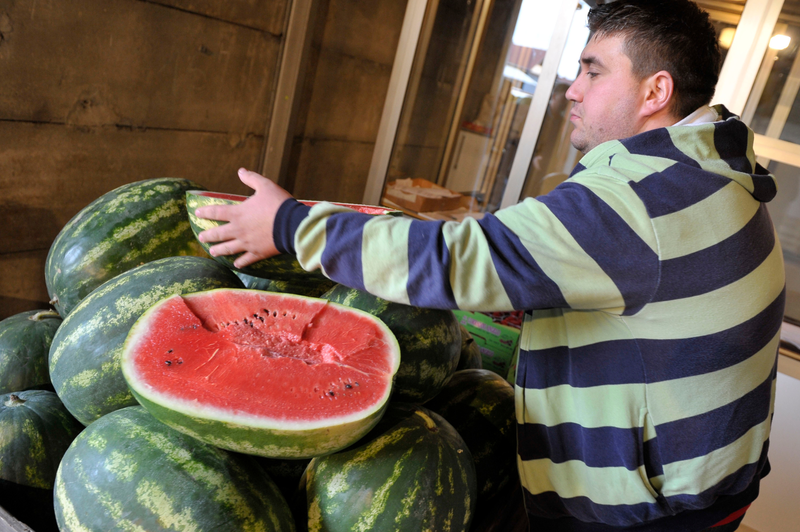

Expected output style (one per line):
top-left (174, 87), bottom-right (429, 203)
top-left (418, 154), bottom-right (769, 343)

top-left (565, 79), bottom-right (582, 102)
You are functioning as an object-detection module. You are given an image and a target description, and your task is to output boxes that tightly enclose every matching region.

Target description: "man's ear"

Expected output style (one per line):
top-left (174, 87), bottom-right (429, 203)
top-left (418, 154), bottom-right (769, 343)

top-left (641, 70), bottom-right (675, 118)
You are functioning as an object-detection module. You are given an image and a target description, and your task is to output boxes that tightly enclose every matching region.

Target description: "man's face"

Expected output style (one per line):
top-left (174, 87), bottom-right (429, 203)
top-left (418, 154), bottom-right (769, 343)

top-left (565, 34), bottom-right (646, 153)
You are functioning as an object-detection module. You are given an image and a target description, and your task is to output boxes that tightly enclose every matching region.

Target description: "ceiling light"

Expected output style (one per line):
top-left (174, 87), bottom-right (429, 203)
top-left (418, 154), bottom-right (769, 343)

top-left (769, 34), bottom-right (791, 50)
top-left (718, 27), bottom-right (735, 49)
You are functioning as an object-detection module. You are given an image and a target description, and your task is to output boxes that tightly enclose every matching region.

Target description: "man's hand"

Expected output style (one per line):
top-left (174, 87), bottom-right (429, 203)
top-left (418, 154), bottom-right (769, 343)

top-left (195, 168), bottom-right (293, 269)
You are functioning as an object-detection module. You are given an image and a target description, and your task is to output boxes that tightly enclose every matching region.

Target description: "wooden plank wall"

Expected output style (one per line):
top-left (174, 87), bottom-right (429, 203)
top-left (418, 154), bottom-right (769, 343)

top-left (286, 0), bottom-right (408, 203)
top-left (0, 0), bottom-right (288, 320)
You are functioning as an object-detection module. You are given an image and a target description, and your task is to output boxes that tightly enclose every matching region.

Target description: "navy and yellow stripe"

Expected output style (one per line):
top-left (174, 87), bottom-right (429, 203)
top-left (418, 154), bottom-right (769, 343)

top-left (277, 105), bottom-right (784, 531)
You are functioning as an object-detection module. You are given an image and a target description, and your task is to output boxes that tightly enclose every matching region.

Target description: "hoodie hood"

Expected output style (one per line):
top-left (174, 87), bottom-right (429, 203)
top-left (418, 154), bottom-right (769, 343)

top-left (572, 104), bottom-right (778, 204)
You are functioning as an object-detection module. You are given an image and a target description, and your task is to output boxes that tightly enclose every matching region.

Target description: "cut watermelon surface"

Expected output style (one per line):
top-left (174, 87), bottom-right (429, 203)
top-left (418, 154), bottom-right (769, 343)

top-left (122, 289), bottom-right (401, 458)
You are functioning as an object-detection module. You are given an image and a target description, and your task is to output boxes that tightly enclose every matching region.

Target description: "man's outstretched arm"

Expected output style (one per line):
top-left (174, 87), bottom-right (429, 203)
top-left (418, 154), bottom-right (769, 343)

top-left (195, 168), bottom-right (292, 269)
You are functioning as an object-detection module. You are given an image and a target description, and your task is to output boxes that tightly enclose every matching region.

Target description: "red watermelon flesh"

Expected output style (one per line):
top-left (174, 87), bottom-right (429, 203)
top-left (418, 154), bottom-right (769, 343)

top-left (122, 289), bottom-right (401, 458)
top-left (195, 191), bottom-right (397, 216)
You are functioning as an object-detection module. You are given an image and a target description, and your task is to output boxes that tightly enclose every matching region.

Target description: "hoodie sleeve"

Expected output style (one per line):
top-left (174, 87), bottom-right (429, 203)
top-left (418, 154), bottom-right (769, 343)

top-left (273, 174), bottom-right (660, 313)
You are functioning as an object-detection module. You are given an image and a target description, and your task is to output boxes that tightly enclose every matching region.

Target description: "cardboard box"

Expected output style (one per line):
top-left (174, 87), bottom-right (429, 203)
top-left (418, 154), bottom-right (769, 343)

top-left (453, 310), bottom-right (520, 378)
top-left (383, 178), bottom-right (463, 213)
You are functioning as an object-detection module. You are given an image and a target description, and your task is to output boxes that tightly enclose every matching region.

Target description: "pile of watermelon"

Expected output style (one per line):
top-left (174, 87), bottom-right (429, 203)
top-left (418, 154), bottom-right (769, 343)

top-left (0, 178), bottom-right (524, 531)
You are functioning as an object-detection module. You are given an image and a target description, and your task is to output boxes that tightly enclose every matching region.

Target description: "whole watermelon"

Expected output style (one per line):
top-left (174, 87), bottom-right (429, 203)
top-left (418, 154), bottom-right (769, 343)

top-left (0, 390), bottom-right (83, 489)
top-left (0, 310), bottom-right (61, 393)
top-left (424, 369), bottom-right (517, 512)
top-left (54, 406), bottom-right (296, 532)
top-left (321, 285), bottom-right (461, 404)
top-left (0, 390), bottom-right (83, 531)
top-left (49, 256), bottom-right (243, 426)
top-left (237, 272), bottom-right (336, 298)
top-left (45, 177), bottom-right (209, 316)
top-left (456, 324), bottom-right (483, 370)
top-left (305, 403), bottom-right (476, 531)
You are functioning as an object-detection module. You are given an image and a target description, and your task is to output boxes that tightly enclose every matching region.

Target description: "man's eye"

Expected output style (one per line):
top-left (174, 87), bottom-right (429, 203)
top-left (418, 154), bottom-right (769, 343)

top-left (587, 72), bottom-right (599, 78)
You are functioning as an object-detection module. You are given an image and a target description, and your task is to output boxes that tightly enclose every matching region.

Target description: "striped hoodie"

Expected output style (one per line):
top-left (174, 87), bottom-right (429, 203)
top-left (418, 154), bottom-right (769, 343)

top-left (273, 105), bottom-right (785, 530)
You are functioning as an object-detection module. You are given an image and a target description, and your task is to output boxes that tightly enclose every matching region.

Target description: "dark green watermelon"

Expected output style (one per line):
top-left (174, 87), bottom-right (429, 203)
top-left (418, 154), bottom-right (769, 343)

top-left (45, 178), bottom-right (210, 316)
top-left (321, 285), bottom-right (461, 404)
top-left (0, 390), bottom-right (83, 489)
top-left (456, 323), bottom-right (483, 370)
top-left (49, 256), bottom-right (243, 426)
top-left (0, 310), bottom-right (61, 393)
top-left (305, 403), bottom-right (476, 531)
top-left (54, 406), bottom-right (296, 531)
top-left (424, 369), bottom-right (517, 512)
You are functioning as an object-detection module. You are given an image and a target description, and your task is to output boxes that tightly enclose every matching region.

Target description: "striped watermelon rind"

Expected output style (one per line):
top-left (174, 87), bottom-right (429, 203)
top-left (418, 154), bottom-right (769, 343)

top-left (236, 272), bottom-right (337, 298)
top-left (186, 191), bottom-right (325, 281)
top-left (456, 324), bottom-right (483, 370)
top-left (0, 310), bottom-right (61, 393)
top-left (48, 256), bottom-right (244, 426)
top-left (127, 392), bottom-right (391, 460)
top-left (121, 289), bottom-right (402, 459)
top-left (45, 178), bottom-right (210, 316)
top-left (54, 406), bottom-right (296, 532)
top-left (0, 390), bottom-right (83, 489)
top-left (306, 402), bottom-right (477, 531)
top-left (424, 369), bottom-right (517, 505)
top-left (321, 285), bottom-right (462, 404)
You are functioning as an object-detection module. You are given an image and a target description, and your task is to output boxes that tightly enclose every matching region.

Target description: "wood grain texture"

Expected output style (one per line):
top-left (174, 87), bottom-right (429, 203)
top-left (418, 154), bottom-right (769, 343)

top-left (289, 137), bottom-right (376, 203)
top-left (287, 0), bottom-right (406, 202)
top-left (319, 0), bottom-right (407, 66)
top-left (0, 0), bottom-right (282, 134)
top-left (0, 250), bottom-right (50, 321)
top-left (0, 0), bottom-right (285, 319)
top-left (151, 0), bottom-right (289, 34)
top-left (0, 122), bottom-right (261, 255)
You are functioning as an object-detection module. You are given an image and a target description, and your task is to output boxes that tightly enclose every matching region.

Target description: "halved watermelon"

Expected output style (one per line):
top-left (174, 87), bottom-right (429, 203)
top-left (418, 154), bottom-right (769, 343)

top-left (121, 289), bottom-right (401, 459)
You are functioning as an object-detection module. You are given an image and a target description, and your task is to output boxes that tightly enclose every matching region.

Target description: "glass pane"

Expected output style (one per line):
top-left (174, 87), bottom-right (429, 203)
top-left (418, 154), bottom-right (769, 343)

top-left (518, 4), bottom-right (590, 199)
top-left (386, 0), bottom-right (482, 188)
top-left (744, 1), bottom-right (800, 139)
top-left (767, 160), bottom-right (800, 323)
top-left (380, 0), bottom-right (586, 219)
top-left (695, 0), bottom-right (746, 66)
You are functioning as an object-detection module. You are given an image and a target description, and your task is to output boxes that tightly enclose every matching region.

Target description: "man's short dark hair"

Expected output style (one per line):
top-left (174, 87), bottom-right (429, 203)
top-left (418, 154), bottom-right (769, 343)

top-left (588, 0), bottom-right (722, 119)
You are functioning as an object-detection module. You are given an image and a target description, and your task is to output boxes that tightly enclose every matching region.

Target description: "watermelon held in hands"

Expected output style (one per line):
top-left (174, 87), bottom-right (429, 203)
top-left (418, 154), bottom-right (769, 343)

top-left (185, 190), bottom-right (400, 281)
top-left (121, 288), bottom-right (401, 459)
top-left (0, 310), bottom-right (61, 393)
top-left (45, 177), bottom-right (210, 316)
top-left (54, 406), bottom-right (296, 532)
top-left (305, 402), bottom-right (477, 532)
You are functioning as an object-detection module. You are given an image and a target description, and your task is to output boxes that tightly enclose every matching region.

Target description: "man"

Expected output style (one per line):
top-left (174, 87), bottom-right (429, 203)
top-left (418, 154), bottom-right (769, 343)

top-left (197, 0), bottom-right (785, 529)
